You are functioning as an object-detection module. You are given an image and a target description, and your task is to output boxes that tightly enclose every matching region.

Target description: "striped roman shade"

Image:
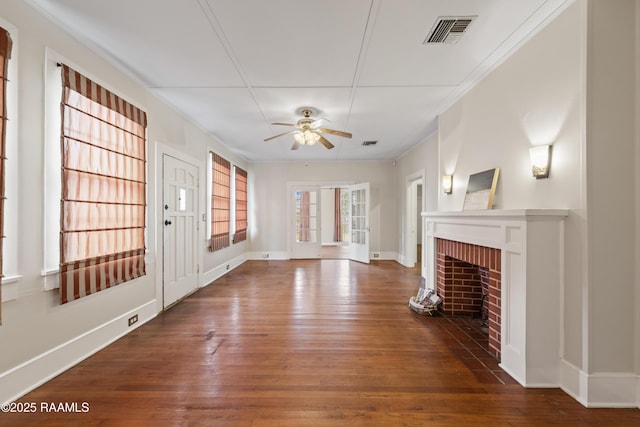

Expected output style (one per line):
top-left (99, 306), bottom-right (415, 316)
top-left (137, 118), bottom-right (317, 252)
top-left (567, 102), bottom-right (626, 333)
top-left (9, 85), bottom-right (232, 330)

top-left (59, 65), bottom-right (147, 305)
top-left (0, 27), bottom-right (12, 321)
top-left (233, 166), bottom-right (247, 244)
top-left (210, 152), bottom-right (230, 251)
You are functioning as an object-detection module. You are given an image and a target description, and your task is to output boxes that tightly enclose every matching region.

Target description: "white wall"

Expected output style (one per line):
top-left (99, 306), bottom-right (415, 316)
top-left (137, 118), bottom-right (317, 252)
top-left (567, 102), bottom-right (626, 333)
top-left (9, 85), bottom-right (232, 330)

top-left (0, 0), bottom-right (245, 402)
top-left (393, 133), bottom-right (438, 267)
top-left (584, 0), bottom-right (636, 379)
top-left (248, 160), bottom-right (397, 259)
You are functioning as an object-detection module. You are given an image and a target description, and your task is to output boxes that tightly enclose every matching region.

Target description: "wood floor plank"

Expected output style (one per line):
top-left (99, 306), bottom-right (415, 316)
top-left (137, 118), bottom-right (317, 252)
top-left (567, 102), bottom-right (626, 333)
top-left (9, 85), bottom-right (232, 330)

top-left (3, 259), bottom-right (640, 426)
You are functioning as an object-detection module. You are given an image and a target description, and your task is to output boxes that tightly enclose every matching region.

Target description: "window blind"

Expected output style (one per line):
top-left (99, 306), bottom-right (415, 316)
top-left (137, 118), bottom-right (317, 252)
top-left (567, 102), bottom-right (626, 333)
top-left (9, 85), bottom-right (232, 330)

top-left (210, 152), bottom-right (230, 251)
top-left (0, 27), bottom-right (12, 321)
top-left (59, 65), bottom-right (147, 304)
top-left (233, 166), bottom-right (247, 244)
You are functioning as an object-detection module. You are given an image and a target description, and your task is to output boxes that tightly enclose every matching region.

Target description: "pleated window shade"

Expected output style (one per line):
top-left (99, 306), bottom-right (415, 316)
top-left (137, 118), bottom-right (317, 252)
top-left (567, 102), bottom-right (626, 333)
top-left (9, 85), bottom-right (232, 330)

top-left (233, 166), bottom-right (247, 244)
top-left (59, 65), bottom-right (147, 305)
top-left (0, 28), bottom-right (12, 321)
top-left (210, 152), bottom-right (230, 251)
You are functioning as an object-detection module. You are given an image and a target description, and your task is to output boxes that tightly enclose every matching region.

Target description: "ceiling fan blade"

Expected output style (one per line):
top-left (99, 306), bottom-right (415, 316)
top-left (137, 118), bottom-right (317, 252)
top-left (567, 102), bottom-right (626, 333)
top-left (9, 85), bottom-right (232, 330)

top-left (317, 127), bottom-right (352, 139)
top-left (271, 122), bottom-right (297, 127)
top-left (264, 130), bottom-right (296, 142)
top-left (311, 118), bottom-right (331, 128)
top-left (318, 135), bottom-right (334, 149)
top-left (291, 141), bottom-right (301, 150)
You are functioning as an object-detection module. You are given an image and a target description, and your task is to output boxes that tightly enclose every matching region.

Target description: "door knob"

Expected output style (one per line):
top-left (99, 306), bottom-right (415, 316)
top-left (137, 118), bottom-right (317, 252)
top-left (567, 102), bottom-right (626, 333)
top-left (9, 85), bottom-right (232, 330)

top-left (165, 220), bottom-right (172, 226)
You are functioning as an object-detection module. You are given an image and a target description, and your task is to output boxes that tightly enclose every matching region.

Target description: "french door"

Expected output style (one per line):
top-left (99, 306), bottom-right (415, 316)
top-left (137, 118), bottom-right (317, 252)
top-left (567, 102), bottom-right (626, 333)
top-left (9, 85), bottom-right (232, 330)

top-left (291, 186), bottom-right (321, 259)
top-left (289, 182), bottom-right (369, 262)
top-left (348, 182), bottom-right (370, 263)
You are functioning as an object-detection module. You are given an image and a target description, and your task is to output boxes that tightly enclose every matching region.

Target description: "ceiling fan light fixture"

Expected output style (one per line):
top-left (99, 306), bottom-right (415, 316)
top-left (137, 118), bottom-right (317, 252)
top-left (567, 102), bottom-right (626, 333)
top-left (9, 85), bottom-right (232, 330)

top-left (265, 108), bottom-right (350, 150)
top-left (303, 130), bottom-right (319, 145)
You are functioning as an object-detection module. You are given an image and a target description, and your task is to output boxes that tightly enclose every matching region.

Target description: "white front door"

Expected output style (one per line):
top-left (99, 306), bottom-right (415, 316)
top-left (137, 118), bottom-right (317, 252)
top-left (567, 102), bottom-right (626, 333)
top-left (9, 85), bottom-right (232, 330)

top-left (163, 154), bottom-right (199, 308)
top-left (349, 182), bottom-right (370, 264)
top-left (291, 186), bottom-right (321, 259)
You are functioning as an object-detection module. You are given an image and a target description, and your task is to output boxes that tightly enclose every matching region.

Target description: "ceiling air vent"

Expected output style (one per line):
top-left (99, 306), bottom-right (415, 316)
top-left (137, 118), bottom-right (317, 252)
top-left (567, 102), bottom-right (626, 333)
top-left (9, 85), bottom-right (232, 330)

top-left (424, 16), bottom-right (476, 44)
top-left (362, 140), bottom-right (378, 146)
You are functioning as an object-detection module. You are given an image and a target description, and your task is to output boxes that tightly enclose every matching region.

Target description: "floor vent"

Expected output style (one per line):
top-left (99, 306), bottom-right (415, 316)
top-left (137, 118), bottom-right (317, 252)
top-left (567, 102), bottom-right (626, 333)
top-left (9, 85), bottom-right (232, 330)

top-left (424, 16), bottom-right (476, 44)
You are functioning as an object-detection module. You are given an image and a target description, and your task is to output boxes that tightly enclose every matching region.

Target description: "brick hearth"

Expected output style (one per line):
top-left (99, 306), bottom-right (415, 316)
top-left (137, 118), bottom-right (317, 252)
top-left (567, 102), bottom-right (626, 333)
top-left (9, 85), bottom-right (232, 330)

top-left (436, 238), bottom-right (501, 360)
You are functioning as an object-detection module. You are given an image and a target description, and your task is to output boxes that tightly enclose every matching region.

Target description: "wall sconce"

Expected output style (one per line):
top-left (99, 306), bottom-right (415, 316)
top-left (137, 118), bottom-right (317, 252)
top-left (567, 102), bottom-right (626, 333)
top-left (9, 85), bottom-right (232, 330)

top-left (529, 145), bottom-right (552, 179)
top-left (442, 175), bottom-right (453, 194)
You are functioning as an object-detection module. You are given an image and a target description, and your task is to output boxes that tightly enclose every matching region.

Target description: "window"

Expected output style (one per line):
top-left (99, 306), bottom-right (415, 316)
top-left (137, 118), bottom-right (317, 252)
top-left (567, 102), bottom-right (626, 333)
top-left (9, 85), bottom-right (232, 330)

top-left (0, 26), bottom-right (12, 315)
top-left (210, 152), bottom-right (230, 251)
top-left (233, 166), bottom-right (247, 244)
top-left (59, 64), bottom-right (147, 304)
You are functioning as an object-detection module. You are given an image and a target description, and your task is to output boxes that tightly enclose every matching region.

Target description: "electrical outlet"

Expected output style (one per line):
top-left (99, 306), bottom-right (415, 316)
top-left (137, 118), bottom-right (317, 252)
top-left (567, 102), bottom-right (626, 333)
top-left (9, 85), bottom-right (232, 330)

top-left (264, 253), bottom-right (270, 258)
top-left (226, 264), bottom-right (230, 270)
top-left (373, 253), bottom-right (380, 258)
top-left (128, 314), bottom-right (138, 327)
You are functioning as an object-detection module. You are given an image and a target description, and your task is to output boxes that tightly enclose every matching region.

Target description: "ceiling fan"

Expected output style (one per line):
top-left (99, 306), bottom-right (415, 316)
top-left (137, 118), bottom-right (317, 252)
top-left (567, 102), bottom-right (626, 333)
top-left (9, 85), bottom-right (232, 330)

top-left (264, 109), bottom-right (352, 150)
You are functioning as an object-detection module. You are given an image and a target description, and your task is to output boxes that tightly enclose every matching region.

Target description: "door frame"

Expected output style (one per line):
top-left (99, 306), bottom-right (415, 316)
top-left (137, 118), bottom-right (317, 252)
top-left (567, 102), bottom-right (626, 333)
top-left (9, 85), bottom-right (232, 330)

top-left (405, 170), bottom-right (425, 268)
top-left (154, 142), bottom-right (205, 313)
top-left (286, 180), bottom-right (353, 259)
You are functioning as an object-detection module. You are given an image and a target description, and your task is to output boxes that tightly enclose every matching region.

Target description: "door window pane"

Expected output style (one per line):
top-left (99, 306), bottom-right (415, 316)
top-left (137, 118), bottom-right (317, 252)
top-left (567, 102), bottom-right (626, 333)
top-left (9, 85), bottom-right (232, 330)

top-left (296, 190), bottom-right (317, 243)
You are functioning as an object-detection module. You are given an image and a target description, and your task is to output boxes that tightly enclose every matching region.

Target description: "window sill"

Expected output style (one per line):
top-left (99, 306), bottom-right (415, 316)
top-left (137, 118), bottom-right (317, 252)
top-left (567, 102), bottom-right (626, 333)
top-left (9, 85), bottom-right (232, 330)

top-left (1, 274), bottom-right (23, 302)
top-left (42, 269), bottom-right (60, 291)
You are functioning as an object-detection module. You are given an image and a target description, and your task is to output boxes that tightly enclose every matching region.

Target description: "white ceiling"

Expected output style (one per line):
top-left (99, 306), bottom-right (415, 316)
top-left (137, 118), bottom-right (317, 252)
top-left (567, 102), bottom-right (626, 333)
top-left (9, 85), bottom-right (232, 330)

top-left (28, 0), bottom-right (571, 162)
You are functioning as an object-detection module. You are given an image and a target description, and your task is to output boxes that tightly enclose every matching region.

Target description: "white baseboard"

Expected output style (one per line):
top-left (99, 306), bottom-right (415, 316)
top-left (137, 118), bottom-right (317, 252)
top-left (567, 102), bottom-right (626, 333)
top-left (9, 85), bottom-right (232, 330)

top-left (396, 253), bottom-right (420, 267)
top-left (246, 251), bottom-right (289, 261)
top-left (373, 251), bottom-right (397, 261)
top-left (0, 300), bottom-right (157, 404)
top-left (560, 359), bottom-right (639, 408)
top-left (246, 251), bottom-right (399, 262)
top-left (201, 253), bottom-right (248, 287)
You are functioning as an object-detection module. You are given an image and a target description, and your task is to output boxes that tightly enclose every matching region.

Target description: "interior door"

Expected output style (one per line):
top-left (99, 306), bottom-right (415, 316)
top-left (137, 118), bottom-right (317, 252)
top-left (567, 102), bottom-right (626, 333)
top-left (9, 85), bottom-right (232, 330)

top-left (349, 182), bottom-right (370, 264)
top-left (163, 154), bottom-right (199, 308)
top-left (291, 186), bottom-right (321, 259)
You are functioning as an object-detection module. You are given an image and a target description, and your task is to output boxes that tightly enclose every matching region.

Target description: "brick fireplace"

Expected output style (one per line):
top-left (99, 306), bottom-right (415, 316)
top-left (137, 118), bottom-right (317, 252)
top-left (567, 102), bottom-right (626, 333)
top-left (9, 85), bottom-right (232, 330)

top-left (436, 238), bottom-right (501, 360)
top-left (422, 209), bottom-right (567, 387)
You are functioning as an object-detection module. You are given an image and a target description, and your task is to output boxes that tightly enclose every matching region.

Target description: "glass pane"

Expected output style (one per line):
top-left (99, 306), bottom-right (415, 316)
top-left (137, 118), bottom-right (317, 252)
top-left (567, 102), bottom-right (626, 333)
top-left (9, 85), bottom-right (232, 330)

top-left (178, 188), bottom-right (186, 211)
top-left (296, 190), bottom-right (318, 243)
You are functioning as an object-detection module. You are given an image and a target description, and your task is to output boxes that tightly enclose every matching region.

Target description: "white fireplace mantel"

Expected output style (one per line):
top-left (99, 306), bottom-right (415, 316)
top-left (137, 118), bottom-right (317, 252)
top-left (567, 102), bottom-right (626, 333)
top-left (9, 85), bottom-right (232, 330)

top-left (421, 209), bottom-right (568, 387)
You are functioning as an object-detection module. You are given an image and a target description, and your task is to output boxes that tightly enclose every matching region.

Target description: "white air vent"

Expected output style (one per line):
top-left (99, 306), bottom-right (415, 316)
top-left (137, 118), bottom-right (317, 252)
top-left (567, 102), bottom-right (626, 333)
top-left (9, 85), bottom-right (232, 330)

top-left (362, 140), bottom-right (378, 146)
top-left (424, 16), bottom-right (476, 44)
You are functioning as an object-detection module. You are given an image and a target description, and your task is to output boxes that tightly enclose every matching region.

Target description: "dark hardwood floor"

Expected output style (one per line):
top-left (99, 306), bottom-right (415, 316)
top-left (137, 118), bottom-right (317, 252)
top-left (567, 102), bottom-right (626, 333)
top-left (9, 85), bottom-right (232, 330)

top-left (4, 260), bottom-right (640, 426)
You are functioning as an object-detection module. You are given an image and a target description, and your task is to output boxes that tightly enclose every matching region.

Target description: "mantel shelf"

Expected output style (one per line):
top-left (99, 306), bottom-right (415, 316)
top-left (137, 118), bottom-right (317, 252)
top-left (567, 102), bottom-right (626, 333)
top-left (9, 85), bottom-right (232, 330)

top-left (422, 209), bottom-right (569, 219)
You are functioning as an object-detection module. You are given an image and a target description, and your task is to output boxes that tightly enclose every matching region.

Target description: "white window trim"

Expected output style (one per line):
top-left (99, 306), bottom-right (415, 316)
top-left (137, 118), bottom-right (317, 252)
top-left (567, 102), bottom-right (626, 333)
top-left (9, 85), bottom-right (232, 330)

top-left (230, 165), bottom-right (237, 238)
top-left (42, 48), bottom-right (63, 290)
top-left (1, 17), bottom-right (19, 302)
top-left (206, 152), bottom-right (211, 240)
